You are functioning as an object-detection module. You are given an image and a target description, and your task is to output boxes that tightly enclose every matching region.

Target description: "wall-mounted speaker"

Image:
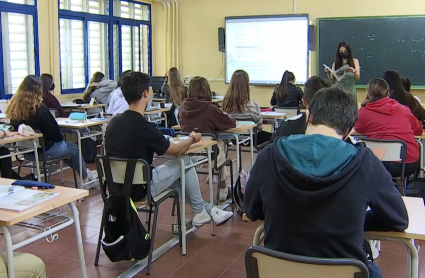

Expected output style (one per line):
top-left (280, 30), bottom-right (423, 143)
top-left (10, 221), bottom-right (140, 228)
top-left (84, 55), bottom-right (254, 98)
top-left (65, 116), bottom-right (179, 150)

top-left (308, 25), bottom-right (315, 50)
top-left (218, 27), bottom-right (225, 52)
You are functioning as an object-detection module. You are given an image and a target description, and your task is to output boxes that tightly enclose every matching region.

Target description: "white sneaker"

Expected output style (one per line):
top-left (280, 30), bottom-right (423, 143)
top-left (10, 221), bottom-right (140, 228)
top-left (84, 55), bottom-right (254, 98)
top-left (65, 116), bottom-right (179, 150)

top-left (219, 188), bottom-right (228, 201)
top-left (372, 245), bottom-right (380, 260)
top-left (205, 175), bottom-right (218, 184)
top-left (84, 169), bottom-right (98, 182)
top-left (192, 208), bottom-right (212, 227)
top-left (209, 207), bottom-right (233, 226)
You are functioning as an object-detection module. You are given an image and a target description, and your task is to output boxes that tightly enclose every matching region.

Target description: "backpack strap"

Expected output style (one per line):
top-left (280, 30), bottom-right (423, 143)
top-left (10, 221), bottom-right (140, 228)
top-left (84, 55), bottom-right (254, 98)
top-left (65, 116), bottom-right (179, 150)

top-left (102, 156), bottom-right (114, 190)
top-left (122, 159), bottom-right (137, 197)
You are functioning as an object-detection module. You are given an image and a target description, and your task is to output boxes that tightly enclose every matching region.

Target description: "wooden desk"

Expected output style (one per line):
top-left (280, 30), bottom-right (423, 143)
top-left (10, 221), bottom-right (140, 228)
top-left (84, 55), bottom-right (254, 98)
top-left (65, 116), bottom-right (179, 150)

top-left (365, 196), bottom-right (425, 278)
top-left (0, 178), bottom-right (89, 278)
top-left (144, 107), bottom-right (170, 115)
top-left (371, 148), bottom-right (386, 161)
top-left (56, 118), bottom-right (107, 188)
top-left (152, 98), bottom-right (166, 103)
top-left (61, 103), bottom-right (105, 110)
top-left (0, 134), bottom-right (43, 182)
top-left (261, 112), bottom-right (286, 120)
top-left (415, 132), bottom-right (425, 139)
top-left (172, 123), bottom-right (257, 134)
top-left (212, 96), bottom-right (224, 104)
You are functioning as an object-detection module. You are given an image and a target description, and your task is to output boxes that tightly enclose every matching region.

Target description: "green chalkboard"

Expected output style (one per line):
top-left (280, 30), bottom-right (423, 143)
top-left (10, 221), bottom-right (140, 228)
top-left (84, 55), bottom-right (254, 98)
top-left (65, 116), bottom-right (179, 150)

top-left (317, 16), bottom-right (425, 87)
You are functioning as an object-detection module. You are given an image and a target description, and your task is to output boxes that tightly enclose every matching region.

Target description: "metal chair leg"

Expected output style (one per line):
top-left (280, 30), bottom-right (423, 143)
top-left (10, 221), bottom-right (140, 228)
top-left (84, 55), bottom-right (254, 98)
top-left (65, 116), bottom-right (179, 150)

top-left (146, 206), bottom-right (159, 275)
top-left (147, 206), bottom-right (153, 233)
top-left (94, 210), bottom-right (106, 266)
top-left (171, 197), bottom-right (177, 216)
top-left (175, 192), bottom-right (182, 247)
top-left (229, 160), bottom-right (234, 204)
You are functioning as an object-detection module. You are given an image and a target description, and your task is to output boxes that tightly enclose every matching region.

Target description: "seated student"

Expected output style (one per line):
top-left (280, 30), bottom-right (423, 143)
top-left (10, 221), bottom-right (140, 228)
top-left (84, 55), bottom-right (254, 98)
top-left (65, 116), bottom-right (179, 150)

top-left (222, 70), bottom-right (272, 145)
top-left (0, 252), bottom-right (46, 278)
top-left (107, 70), bottom-right (133, 114)
top-left (0, 129), bottom-right (21, 179)
top-left (383, 70), bottom-right (425, 122)
top-left (179, 76), bottom-right (236, 201)
top-left (270, 70), bottom-right (303, 107)
top-left (273, 76), bottom-right (331, 138)
top-left (105, 71), bottom-right (233, 226)
top-left (7, 75), bottom-right (98, 183)
top-left (163, 67), bottom-right (188, 126)
top-left (40, 74), bottom-right (68, 118)
top-left (83, 71), bottom-right (117, 106)
top-left (355, 78), bottom-right (423, 177)
top-left (244, 87), bottom-right (408, 278)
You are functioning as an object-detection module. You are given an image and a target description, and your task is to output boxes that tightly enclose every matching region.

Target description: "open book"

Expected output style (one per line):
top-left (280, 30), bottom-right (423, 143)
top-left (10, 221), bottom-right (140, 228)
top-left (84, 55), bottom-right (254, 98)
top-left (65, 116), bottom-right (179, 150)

top-left (323, 64), bottom-right (351, 82)
top-left (0, 185), bottom-right (60, 212)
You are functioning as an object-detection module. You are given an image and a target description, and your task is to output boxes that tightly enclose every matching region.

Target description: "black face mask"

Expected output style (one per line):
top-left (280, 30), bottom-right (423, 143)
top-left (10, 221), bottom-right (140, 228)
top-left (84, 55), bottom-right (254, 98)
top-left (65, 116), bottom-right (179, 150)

top-left (50, 83), bottom-right (55, 91)
top-left (340, 52), bottom-right (349, 59)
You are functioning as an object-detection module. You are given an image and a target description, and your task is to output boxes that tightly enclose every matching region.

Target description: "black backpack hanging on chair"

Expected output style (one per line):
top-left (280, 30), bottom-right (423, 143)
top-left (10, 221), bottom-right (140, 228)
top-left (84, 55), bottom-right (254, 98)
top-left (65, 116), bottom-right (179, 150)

top-left (101, 158), bottom-right (151, 262)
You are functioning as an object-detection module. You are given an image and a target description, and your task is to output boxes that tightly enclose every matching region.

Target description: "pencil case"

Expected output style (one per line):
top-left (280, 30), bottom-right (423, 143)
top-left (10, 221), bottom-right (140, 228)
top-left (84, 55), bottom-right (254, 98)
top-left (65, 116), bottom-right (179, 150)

top-left (12, 180), bottom-right (55, 189)
top-left (69, 112), bottom-right (87, 121)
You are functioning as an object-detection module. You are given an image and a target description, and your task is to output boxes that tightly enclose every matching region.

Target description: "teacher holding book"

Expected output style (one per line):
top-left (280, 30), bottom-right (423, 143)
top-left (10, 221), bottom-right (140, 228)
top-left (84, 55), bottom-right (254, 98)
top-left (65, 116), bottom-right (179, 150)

top-left (324, 42), bottom-right (360, 100)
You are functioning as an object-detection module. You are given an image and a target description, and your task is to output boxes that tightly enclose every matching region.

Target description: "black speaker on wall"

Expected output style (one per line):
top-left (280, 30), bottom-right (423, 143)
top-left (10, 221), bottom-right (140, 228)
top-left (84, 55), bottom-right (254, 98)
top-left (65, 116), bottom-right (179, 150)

top-left (218, 27), bottom-right (225, 52)
top-left (308, 24), bottom-right (315, 50)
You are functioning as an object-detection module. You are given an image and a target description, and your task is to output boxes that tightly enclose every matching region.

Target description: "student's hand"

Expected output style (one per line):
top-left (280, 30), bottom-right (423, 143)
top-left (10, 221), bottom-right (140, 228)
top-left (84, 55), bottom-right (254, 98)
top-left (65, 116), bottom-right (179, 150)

top-left (2, 130), bottom-right (17, 138)
top-left (90, 82), bottom-right (99, 87)
top-left (324, 67), bottom-right (330, 73)
top-left (190, 132), bottom-right (202, 143)
top-left (346, 67), bottom-right (356, 73)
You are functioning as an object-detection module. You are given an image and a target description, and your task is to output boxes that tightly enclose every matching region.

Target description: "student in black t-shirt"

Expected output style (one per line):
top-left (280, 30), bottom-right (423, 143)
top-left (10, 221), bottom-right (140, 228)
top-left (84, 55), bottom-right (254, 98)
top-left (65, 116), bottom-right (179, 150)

top-left (105, 72), bottom-right (233, 227)
top-left (273, 76), bottom-right (332, 138)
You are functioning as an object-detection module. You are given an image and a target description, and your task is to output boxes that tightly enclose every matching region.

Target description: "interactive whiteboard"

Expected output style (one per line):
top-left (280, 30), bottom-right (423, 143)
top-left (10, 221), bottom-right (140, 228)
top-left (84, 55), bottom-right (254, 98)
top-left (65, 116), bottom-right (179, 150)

top-left (225, 15), bottom-right (309, 85)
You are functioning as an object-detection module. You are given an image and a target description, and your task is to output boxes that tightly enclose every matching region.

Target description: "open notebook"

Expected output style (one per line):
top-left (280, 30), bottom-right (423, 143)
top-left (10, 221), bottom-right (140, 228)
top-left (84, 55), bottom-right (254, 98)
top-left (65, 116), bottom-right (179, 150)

top-left (0, 185), bottom-right (60, 212)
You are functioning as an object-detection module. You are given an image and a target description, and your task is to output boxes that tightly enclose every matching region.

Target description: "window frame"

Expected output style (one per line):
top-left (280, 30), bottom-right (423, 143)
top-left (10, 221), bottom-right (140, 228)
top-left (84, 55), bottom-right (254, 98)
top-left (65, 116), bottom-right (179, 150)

top-left (0, 0), bottom-right (39, 99)
top-left (58, 0), bottom-right (152, 94)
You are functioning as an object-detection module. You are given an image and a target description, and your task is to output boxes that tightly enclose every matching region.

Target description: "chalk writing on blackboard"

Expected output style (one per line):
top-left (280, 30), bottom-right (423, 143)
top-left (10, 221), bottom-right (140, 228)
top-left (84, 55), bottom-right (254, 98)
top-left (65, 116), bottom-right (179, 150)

top-left (398, 38), bottom-right (406, 43)
top-left (360, 65), bottom-right (366, 73)
top-left (411, 37), bottom-right (425, 44)
top-left (366, 54), bottom-right (374, 59)
top-left (343, 35), bottom-right (356, 39)
top-left (368, 34), bottom-right (376, 42)
top-left (356, 46), bottom-right (364, 51)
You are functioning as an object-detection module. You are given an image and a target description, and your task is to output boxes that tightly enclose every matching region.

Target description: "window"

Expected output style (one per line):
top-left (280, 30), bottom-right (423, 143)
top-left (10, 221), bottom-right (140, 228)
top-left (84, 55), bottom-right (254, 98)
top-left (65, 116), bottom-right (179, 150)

top-left (59, 0), bottom-right (152, 93)
top-left (0, 0), bottom-right (38, 98)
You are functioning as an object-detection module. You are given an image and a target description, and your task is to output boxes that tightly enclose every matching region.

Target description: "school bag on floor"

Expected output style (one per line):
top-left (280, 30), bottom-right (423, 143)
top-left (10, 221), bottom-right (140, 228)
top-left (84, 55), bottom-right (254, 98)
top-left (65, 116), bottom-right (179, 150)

top-left (233, 169), bottom-right (250, 214)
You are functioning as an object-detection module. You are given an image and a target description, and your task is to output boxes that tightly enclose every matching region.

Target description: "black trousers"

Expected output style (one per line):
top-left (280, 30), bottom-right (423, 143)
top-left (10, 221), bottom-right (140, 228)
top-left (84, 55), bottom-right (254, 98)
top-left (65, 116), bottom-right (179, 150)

top-left (382, 160), bottom-right (420, 178)
top-left (0, 147), bottom-right (14, 178)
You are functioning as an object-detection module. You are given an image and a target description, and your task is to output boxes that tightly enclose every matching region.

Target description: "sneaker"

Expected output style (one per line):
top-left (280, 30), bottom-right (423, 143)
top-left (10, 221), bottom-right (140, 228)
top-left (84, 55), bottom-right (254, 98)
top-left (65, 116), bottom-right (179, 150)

top-left (205, 175), bottom-right (218, 184)
top-left (372, 245), bottom-right (380, 260)
top-left (209, 207), bottom-right (233, 226)
top-left (219, 188), bottom-right (228, 201)
top-left (84, 169), bottom-right (98, 182)
top-left (192, 208), bottom-right (212, 227)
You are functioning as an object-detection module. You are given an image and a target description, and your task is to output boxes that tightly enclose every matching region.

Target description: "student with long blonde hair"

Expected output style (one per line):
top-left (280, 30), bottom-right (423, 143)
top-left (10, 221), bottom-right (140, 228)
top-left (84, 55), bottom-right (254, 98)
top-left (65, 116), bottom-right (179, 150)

top-left (7, 75), bottom-right (98, 183)
top-left (223, 70), bottom-right (272, 145)
top-left (162, 67), bottom-right (187, 125)
top-left (179, 76), bottom-right (236, 201)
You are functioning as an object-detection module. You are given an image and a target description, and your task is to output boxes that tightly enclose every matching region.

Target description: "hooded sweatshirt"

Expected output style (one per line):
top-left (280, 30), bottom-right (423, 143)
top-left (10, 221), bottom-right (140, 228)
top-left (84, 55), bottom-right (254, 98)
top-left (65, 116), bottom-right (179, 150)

top-left (107, 87), bottom-right (129, 114)
top-left (91, 79), bottom-right (117, 106)
top-left (244, 134), bottom-right (408, 264)
top-left (179, 98), bottom-right (236, 135)
top-left (355, 97), bottom-right (423, 163)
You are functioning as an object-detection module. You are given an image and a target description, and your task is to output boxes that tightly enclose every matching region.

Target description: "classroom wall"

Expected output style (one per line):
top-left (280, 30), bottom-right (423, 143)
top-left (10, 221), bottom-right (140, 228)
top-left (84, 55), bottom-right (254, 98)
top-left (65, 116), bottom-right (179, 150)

top-left (175, 0), bottom-right (425, 107)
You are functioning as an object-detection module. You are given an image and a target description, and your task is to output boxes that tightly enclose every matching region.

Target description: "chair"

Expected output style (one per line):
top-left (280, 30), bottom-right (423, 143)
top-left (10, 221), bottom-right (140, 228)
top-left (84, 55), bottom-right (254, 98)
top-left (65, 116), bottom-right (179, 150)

top-left (158, 127), bottom-right (175, 138)
top-left (94, 156), bottom-right (182, 275)
top-left (49, 108), bottom-right (58, 118)
top-left (245, 245), bottom-right (369, 278)
top-left (14, 131), bottom-right (78, 188)
top-left (360, 138), bottom-right (408, 194)
top-left (273, 107), bottom-right (300, 118)
top-left (175, 132), bottom-right (234, 205)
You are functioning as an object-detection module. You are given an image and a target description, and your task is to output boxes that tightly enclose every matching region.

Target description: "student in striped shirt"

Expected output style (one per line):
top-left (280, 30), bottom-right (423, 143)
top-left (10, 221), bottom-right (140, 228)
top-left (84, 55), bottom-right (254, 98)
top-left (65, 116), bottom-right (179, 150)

top-left (222, 70), bottom-right (272, 145)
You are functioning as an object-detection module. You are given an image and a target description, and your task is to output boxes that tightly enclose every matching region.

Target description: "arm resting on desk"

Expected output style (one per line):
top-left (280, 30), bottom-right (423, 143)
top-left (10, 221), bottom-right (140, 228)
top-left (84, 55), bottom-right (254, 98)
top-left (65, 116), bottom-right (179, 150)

top-left (364, 154), bottom-right (409, 231)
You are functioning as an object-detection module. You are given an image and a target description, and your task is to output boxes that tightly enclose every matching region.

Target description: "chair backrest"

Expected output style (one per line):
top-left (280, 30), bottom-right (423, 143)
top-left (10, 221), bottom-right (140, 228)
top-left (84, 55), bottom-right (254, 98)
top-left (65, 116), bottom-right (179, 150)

top-left (49, 108), bottom-right (58, 118)
top-left (245, 246), bottom-right (369, 278)
top-left (103, 113), bottom-right (115, 121)
top-left (273, 107), bottom-right (299, 118)
top-left (96, 156), bottom-right (150, 203)
top-left (158, 127), bottom-right (175, 137)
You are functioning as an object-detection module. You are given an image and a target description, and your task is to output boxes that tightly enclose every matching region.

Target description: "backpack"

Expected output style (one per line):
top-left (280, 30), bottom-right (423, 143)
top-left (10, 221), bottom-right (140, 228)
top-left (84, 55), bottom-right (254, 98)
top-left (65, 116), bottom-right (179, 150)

top-left (81, 138), bottom-right (97, 163)
top-left (233, 169), bottom-right (250, 214)
top-left (101, 158), bottom-right (151, 262)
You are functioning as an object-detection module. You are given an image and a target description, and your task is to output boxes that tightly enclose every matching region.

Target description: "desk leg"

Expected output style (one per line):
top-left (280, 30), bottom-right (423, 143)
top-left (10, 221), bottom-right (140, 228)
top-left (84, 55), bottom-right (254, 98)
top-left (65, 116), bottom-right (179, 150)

top-left (402, 239), bottom-right (419, 278)
top-left (179, 158), bottom-right (187, 255)
top-left (163, 112), bottom-right (168, 127)
top-left (31, 139), bottom-right (41, 182)
top-left (76, 130), bottom-right (83, 188)
top-left (0, 226), bottom-right (15, 278)
top-left (207, 146), bottom-right (215, 236)
top-left (69, 202), bottom-right (88, 278)
top-left (249, 129), bottom-right (254, 167)
top-left (233, 135), bottom-right (241, 172)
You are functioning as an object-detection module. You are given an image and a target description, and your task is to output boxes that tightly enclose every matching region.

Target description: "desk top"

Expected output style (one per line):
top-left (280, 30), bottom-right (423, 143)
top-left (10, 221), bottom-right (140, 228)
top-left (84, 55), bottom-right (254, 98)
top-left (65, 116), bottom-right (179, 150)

top-left (366, 197), bottom-right (425, 240)
top-left (144, 108), bottom-right (170, 115)
top-left (56, 118), bottom-right (108, 128)
top-left (415, 132), bottom-right (425, 139)
top-left (212, 96), bottom-right (224, 104)
top-left (0, 178), bottom-right (88, 226)
top-left (187, 140), bottom-right (217, 154)
top-left (61, 103), bottom-right (105, 109)
top-left (0, 134), bottom-right (42, 145)
top-left (371, 148), bottom-right (386, 161)
top-left (152, 98), bottom-right (166, 103)
top-left (261, 112), bottom-right (286, 119)
top-left (172, 123), bottom-right (257, 134)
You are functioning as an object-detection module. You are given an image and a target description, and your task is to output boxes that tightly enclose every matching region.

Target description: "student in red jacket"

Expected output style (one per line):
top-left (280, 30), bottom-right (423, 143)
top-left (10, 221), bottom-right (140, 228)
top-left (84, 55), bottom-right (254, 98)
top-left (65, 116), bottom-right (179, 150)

top-left (179, 76), bottom-right (236, 202)
top-left (355, 78), bottom-right (423, 176)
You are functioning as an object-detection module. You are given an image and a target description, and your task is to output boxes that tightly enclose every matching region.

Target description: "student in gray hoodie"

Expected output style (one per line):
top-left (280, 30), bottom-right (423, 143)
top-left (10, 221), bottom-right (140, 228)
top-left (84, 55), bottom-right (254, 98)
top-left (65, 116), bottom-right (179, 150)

top-left (83, 71), bottom-right (117, 106)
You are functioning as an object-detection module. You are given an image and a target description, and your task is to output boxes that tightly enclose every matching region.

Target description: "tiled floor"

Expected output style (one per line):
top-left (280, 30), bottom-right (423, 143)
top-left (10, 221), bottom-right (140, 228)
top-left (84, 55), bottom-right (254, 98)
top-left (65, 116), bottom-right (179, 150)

top-left (1, 152), bottom-right (424, 278)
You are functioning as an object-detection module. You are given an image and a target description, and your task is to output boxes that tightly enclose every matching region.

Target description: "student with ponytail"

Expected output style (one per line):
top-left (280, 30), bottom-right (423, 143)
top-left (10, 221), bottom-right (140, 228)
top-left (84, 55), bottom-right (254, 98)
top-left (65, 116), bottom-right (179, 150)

top-left (355, 78), bottom-right (423, 177)
top-left (270, 70), bottom-right (303, 107)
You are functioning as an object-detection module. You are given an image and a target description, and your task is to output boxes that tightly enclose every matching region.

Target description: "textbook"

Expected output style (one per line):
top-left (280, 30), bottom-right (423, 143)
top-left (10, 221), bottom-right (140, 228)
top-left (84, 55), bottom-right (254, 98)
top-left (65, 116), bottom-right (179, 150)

top-left (323, 64), bottom-right (351, 82)
top-left (0, 185), bottom-right (60, 212)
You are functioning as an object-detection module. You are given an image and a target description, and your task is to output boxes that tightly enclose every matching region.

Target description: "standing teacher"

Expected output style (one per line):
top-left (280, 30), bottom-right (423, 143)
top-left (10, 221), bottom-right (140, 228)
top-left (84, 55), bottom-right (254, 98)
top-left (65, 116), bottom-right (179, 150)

top-left (324, 42), bottom-right (360, 100)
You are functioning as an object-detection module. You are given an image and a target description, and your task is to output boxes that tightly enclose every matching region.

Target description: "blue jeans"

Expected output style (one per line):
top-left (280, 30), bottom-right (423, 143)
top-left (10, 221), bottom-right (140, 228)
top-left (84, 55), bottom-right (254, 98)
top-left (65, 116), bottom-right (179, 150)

top-left (151, 155), bottom-right (212, 214)
top-left (25, 141), bottom-right (87, 178)
top-left (367, 261), bottom-right (382, 278)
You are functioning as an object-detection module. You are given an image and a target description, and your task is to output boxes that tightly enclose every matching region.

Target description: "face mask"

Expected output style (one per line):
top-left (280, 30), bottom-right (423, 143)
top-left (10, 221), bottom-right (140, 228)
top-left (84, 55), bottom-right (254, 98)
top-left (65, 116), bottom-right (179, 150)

top-left (340, 52), bottom-right (349, 59)
top-left (49, 83), bottom-right (55, 91)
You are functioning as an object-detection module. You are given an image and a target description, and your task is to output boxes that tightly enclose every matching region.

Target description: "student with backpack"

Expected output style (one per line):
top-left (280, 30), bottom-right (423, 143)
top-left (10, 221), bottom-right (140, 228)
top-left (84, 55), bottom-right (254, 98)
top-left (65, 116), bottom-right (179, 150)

top-left (244, 87), bottom-right (408, 278)
top-left (179, 76), bottom-right (236, 202)
top-left (105, 71), bottom-right (233, 227)
top-left (355, 78), bottom-right (423, 177)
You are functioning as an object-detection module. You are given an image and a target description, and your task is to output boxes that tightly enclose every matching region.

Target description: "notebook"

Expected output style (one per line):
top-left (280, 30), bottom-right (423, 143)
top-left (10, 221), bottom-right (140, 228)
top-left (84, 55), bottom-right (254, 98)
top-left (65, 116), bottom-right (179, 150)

top-left (0, 185), bottom-right (60, 212)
